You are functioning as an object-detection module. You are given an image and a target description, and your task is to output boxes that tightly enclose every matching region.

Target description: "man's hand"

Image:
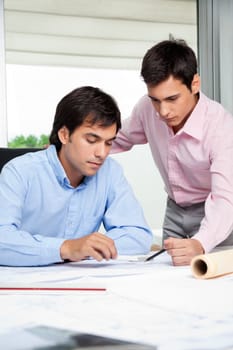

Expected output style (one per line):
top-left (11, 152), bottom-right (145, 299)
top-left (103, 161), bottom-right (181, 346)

top-left (60, 232), bottom-right (117, 262)
top-left (164, 237), bottom-right (204, 266)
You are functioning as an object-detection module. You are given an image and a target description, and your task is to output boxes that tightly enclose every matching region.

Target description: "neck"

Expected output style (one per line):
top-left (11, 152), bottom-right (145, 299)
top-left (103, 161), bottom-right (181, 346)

top-left (58, 149), bottom-right (84, 188)
top-left (172, 93), bottom-right (199, 134)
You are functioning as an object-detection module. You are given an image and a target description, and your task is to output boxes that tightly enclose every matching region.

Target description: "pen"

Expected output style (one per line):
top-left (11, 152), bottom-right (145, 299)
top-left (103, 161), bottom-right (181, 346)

top-left (145, 248), bottom-right (166, 262)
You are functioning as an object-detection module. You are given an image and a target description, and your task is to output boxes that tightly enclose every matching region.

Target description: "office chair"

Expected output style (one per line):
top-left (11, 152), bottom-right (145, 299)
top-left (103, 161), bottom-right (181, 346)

top-left (0, 147), bottom-right (42, 172)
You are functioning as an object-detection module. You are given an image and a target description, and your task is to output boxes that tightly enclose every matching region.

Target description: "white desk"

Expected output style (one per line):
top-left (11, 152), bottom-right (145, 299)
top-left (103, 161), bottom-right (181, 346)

top-left (1, 252), bottom-right (233, 349)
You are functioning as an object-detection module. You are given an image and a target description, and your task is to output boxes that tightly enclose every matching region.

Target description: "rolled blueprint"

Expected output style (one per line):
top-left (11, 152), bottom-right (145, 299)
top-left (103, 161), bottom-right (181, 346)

top-left (191, 249), bottom-right (233, 279)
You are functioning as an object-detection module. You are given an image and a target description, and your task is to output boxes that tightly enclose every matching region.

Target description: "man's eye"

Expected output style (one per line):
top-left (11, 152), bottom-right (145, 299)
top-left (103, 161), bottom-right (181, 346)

top-left (168, 96), bottom-right (178, 101)
top-left (106, 141), bottom-right (113, 146)
top-left (149, 97), bottom-right (159, 103)
top-left (87, 138), bottom-right (96, 144)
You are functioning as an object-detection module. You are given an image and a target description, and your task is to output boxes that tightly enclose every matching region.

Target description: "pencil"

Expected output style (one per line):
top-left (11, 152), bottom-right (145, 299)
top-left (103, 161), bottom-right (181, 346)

top-left (0, 286), bottom-right (106, 292)
top-left (145, 248), bottom-right (166, 262)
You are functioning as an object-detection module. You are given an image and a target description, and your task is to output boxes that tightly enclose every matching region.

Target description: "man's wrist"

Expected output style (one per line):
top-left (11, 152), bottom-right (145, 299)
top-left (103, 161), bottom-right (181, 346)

top-left (60, 240), bottom-right (70, 260)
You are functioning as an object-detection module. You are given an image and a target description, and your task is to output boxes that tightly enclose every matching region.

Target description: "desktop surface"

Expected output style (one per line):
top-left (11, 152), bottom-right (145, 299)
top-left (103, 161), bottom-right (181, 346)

top-left (0, 252), bottom-right (232, 350)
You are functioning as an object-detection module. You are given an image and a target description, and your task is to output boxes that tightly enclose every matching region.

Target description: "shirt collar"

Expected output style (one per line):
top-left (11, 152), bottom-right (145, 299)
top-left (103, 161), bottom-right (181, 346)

top-left (46, 145), bottom-right (69, 186)
top-left (46, 145), bottom-right (93, 189)
top-left (181, 92), bottom-right (208, 141)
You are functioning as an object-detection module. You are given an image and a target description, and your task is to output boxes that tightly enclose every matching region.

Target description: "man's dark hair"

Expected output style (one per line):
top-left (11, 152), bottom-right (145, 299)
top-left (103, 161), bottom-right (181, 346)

top-left (49, 86), bottom-right (121, 150)
top-left (141, 39), bottom-right (198, 90)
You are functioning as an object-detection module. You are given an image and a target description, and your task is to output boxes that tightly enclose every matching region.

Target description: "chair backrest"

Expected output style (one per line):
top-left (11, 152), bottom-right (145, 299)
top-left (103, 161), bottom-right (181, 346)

top-left (0, 148), bottom-right (42, 172)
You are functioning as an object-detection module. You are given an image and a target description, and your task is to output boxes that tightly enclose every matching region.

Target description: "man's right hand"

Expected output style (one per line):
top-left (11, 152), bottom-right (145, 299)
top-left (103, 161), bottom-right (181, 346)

top-left (60, 232), bottom-right (117, 262)
top-left (164, 237), bottom-right (204, 266)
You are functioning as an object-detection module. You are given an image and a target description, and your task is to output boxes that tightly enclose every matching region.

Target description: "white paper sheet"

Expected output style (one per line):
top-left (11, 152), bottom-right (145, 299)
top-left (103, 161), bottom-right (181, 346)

top-left (1, 252), bottom-right (233, 350)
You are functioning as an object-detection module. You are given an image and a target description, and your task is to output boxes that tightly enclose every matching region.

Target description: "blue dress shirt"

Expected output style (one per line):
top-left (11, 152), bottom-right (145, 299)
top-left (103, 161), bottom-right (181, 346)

top-left (0, 146), bottom-right (152, 266)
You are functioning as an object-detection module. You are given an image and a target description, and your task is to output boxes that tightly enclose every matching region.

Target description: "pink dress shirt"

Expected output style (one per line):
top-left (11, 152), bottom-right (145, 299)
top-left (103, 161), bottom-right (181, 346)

top-left (111, 92), bottom-right (233, 252)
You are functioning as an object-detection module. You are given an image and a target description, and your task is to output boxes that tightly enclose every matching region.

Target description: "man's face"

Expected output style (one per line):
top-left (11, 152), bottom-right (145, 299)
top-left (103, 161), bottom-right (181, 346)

top-left (147, 75), bottom-right (200, 133)
top-left (58, 122), bottom-right (117, 187)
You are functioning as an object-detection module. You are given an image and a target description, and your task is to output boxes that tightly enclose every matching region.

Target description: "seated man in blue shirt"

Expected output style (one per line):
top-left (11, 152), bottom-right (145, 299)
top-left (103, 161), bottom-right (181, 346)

top-left (0, 86), bottom-right (152, 266)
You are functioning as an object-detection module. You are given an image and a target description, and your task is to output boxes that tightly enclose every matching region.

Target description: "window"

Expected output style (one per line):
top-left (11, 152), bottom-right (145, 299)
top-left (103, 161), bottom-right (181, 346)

top-left (2, 0), bottom-right (197, 146)
top-left (0, 0), bottom-right (197, 231)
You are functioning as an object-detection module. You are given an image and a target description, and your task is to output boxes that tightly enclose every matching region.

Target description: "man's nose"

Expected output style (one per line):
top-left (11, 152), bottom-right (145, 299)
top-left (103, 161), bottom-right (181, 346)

top-left (159, 102), bottom-right (170, 117)
top-left (95, 143), bottom-right (108, 158)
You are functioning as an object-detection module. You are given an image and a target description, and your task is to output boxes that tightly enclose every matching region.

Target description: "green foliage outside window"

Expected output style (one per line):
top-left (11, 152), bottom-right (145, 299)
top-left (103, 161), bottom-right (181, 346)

top-left (8, 134), bottom-right (49, 148)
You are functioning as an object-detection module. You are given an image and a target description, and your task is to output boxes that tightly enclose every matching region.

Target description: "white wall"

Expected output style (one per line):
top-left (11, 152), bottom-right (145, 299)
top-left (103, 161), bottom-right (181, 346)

top-left (111, 146), bottom-right (166, 230)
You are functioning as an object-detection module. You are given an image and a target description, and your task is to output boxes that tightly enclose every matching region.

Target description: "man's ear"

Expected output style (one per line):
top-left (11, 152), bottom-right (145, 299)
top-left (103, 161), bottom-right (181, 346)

top-left (191, 73), bottom-right (200, 94)
top-left (58, 126), bottom-right (69, 145)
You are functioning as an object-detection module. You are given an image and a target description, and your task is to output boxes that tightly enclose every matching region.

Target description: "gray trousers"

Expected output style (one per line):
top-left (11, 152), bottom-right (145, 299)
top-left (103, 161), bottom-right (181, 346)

top-left (162, 197), bottom-right (233, 247)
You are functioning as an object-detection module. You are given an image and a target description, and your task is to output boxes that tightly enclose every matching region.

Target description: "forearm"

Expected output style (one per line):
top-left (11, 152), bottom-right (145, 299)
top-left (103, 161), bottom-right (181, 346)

top-left (111, 112), bottom-right (147, 154)
top-left (111, 130), bottom-right (134, 153)
top-left (106, 227), bottom-right (152, 255)
top-left (194, 195), bottom-right (233, 253)
top-left (0, 228), bottom-right (64, 266)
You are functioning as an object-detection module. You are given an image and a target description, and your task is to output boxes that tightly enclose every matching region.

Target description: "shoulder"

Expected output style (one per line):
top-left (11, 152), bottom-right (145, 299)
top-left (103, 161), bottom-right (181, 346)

top-left (2, 149), bottom-right (49, 178)
top-left (0, 149), bottom-right (51, 193)
top-left (133, 94), bottom-right (154, 112)
top-left (202, 93), bottom-right (233, 123)
top-left (200, 93), bottom-right (233, 147)
top-left (128, 94), bottom-right (158, 126)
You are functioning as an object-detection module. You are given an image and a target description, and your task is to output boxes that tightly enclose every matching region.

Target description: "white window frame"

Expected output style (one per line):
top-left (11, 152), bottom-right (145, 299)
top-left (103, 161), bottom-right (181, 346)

top-left (0, 0), bottom-right (7, 146)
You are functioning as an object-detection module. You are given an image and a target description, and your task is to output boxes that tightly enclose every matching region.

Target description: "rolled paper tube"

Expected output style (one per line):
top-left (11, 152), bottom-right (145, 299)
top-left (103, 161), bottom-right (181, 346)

top-left (191, 249), bottom-right (233, 279)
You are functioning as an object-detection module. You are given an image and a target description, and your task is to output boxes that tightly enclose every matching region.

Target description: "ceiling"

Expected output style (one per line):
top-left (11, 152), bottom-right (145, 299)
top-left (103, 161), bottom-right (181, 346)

top-left (4, 0), bottom-right (197, 70)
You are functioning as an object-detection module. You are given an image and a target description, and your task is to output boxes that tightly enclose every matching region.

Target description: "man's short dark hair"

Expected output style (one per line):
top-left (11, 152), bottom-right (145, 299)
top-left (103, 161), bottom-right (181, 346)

top-left (141, 39), bottom-right (198, 90)
top-left (49, 86), bottom-right (121, 150)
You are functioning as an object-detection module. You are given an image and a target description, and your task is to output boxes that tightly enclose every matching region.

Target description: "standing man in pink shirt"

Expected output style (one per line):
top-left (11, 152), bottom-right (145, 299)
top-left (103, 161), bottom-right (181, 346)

top-left (111, 39), bottom-right (233, 266)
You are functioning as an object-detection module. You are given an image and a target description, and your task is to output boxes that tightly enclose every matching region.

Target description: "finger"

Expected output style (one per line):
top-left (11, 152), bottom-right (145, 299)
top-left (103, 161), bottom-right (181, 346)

top-left (171, 255), bottom-right (191, 266)
top-left (87, 240), bottom-right (117, 261)
top-left (98, 242), bottom-right (117, 260)
top-left (89, 233), bottom-right (117, 259)
top-left (164, 237), bottom-right (188, 249)
top-left (106, 240), bottom-right (117, 259)
top-left (166, 247), bottom-right (187, 257)
top-left (88, 248), bottom-right (107, 262)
